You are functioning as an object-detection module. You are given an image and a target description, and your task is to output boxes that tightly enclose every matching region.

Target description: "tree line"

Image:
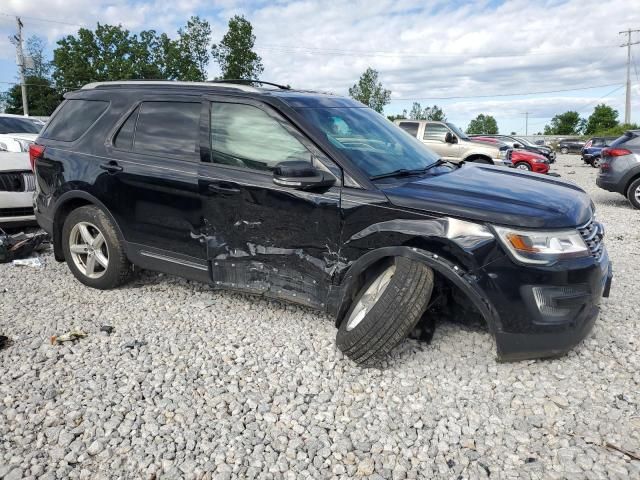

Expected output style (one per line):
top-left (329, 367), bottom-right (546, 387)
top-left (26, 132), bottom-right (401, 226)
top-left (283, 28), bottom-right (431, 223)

top-left (1, 15), bottom-right (263, 116)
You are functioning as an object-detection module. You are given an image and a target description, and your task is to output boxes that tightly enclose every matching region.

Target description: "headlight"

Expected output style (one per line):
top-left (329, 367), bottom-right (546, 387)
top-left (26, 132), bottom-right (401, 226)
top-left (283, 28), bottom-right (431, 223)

top-left (13, 138), bottom-right (32, 152)
top-left (497, 150), bottom-right (507, 159)
top-left (493, 226), bottom-right (589, 265)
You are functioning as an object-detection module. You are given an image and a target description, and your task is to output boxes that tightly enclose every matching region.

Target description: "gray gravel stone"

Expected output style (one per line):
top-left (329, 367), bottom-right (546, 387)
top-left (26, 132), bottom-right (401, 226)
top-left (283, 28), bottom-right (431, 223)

top-left (0, 156), bottom-right (638, 478)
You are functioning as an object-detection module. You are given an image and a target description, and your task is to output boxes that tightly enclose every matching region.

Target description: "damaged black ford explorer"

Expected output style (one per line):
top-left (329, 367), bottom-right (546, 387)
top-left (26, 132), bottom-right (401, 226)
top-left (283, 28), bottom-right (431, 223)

top-left (32, 80), bottom-right (613, 365)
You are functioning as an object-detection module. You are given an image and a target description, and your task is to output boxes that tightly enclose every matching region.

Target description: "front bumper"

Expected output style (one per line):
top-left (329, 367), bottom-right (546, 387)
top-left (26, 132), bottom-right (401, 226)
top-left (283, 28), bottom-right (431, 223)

top-left (0, 190), bottom-right (36, 226)
top-left (480, 248), bottom-right (612, 361)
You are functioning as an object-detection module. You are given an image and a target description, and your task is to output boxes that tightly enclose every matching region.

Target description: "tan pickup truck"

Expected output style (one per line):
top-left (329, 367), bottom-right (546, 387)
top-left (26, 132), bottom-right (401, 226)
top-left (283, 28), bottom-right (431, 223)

top-left (395, 120), bottom-right (509, 166)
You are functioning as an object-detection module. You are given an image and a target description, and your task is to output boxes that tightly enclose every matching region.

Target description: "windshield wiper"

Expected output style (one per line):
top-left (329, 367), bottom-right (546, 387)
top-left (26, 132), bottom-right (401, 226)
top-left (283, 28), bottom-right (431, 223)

top-left (370, 159), bottom-right (450, 180)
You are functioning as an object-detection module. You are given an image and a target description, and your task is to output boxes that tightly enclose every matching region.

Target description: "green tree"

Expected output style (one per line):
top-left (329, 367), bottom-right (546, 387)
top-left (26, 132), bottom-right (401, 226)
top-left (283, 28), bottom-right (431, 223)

top-left (348, 67), bottom-right (391, 113)
top-left (543, 111), bottom-right (585, 135)
top-left (52, 21), bottom-right (208, 89)
top-left (584, 104), bottom-right (618, 135)
top-left (427, 105), bottom-right (446, 121)
top-left (212, 15), bottom-right (263, 80)
top-left (3, 75), bottom-right (62, 115)
top-left (24, 35), bottom-right (51, 78)
top-left (176, 16), bottom-right (212, 81)
top-left (408, 102), bottom-right (446, 121)
top-left (466, 114), bottom-right (498, 134)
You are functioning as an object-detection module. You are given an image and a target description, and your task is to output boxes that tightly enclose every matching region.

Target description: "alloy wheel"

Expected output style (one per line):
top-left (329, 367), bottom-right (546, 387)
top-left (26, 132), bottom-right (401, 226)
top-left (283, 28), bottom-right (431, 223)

top-left (516, 163), bottom-right (530, 171)
top-left (346, 264), bottom-right (396, 331)
top-left (68, 221), bottom-right (109, 279)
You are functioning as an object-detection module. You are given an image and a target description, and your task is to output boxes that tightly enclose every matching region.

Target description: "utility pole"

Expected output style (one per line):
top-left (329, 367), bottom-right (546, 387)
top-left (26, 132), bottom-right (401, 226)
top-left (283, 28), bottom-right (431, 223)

top-left (522, 112), bottom-right (529, 136)
top-left (12, 17), bottom-right (29, 116)
top-left (620, 28), bottom-right (640, 125)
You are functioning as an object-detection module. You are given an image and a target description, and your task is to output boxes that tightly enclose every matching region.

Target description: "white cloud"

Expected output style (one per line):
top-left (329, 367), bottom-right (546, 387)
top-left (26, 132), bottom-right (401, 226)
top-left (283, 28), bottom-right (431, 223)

top-left (1, 0), bottom-right (639, 129)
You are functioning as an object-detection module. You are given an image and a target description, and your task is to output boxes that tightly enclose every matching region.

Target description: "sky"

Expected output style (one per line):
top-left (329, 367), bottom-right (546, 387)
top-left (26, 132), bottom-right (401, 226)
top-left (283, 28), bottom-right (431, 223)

top-left (1, 0), bottom-right (640, 134)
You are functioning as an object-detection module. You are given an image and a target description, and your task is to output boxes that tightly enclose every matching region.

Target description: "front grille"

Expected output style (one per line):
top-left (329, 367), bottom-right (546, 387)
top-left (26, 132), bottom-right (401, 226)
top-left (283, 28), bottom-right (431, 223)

top-left (0, 207), bottom-right (34, 217)
top-left (578, 218), bottom-right (604, 260)
top-left (0, 172), bottom-right (34, 192)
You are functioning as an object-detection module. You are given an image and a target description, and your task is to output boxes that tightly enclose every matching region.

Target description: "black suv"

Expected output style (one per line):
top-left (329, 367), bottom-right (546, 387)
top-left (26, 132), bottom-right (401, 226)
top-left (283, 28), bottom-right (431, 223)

top-left (32, 81), bottom-right (612, 364)
top-left (558, 138), bottom-right (585, 154)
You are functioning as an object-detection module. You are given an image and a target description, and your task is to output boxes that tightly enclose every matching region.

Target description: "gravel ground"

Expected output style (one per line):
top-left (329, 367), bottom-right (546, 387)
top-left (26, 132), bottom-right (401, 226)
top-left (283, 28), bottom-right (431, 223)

top-left (1, 155), bottom-right (639, 480)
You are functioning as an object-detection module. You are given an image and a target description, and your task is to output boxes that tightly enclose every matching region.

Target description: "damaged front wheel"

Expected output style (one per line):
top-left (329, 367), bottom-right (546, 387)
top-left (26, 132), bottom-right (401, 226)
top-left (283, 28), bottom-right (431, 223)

top-left (336, 257), bottom-right (434, 366)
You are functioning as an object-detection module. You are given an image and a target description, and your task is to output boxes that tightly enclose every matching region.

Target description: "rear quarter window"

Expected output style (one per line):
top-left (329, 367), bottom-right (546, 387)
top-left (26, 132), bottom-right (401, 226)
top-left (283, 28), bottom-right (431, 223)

top-left (41, 99), bottom-right (109, 142)
top-left (397, 122), bottom-right (419, 137)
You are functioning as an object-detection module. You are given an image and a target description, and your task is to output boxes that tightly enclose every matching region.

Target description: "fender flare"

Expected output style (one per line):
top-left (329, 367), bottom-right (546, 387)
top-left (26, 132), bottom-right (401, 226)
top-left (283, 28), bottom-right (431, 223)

top-left (332, 246), bottom-right (501, 335)
top-left (51, 190), bottom-right (126, 260)
top-left (621, 165), bottom-right (640, 195)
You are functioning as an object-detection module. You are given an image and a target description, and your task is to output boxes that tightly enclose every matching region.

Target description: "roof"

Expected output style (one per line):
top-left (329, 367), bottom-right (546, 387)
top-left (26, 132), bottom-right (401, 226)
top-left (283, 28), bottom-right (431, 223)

top-left (79, 80), bottom-right (363, 109)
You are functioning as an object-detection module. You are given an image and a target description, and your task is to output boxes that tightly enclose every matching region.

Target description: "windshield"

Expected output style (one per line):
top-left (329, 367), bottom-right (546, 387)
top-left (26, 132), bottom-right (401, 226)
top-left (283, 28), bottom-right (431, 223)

top-left (297, 107), bottom-right (439, 178)
top-left (0, 117), bottom-right (41, 134)
top-left (514, 136), bottom-right (535, 146)
top-left (446, 122), bottom-right (469, 141)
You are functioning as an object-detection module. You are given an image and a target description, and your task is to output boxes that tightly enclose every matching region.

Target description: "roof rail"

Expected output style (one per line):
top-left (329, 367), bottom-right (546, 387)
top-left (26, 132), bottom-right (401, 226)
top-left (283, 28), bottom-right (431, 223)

top-left (81, 80), bottom-right (261, 92)
top-left (213, 79), bottom-right (291, 90)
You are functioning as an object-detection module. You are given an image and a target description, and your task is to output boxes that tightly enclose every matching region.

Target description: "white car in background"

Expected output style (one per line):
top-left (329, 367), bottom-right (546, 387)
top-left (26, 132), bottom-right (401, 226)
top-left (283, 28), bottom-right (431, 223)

top-left (0, 114), bottom-right (43, 152)
top-left (0, 151), bottom-right (36, 227)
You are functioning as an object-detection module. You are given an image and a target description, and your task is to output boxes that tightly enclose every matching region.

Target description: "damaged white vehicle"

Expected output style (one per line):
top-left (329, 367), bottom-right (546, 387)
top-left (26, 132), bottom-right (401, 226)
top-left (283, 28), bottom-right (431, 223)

top-left (0, 152), bottom-right (36, 227)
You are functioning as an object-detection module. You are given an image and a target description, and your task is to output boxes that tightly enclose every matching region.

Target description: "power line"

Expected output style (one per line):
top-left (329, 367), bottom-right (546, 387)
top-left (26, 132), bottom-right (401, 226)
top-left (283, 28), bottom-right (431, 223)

top-left (392, 82), bottom-right (623, 101)
top-left (0, 12), bottom-right (85, 27)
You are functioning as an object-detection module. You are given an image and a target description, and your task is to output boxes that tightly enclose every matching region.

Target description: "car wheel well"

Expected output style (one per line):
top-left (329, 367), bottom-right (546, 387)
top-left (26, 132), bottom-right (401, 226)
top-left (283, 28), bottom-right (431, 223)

top-left (625, 173), bottom-right (640, 196)
top-left (52, 198), bottom-right (94, 261)
top-left (465, 154), bottom-right (493, 164)
top-left (335, 251), bottom-right (489, 335)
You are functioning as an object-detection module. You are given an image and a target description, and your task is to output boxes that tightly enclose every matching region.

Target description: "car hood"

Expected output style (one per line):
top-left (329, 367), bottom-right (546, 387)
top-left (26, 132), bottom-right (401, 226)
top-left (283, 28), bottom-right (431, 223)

top-left (380, 164), bottom-right (592, 229)
top-left (0, 152), bottom-right (31, 172)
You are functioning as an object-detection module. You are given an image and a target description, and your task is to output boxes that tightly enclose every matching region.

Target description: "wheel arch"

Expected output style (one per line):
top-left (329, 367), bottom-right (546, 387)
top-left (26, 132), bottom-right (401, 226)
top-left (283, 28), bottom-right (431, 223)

top-left (52, 191), bottom-right (126, 262)
top-left (332, 245), bottom-right (501, 336)
top-left (464, 153), bottom-right (493, 163)
top-left (622, 166), bottom-right (640, 196)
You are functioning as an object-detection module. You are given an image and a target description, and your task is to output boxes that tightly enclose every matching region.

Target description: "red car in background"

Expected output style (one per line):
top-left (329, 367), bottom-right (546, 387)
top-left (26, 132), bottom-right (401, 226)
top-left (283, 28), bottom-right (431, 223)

top-left (473, 136), bottom-right (550, 174)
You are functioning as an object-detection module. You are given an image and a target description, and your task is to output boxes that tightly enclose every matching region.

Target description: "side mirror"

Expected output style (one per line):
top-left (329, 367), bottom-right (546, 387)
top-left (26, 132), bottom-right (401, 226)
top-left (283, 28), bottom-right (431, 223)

top-left (445, 132), bottom-right (457, 144)
top-left (273, 160), bottom-right (335, 190)
top-left (513, 143), bottom-right (522, 148)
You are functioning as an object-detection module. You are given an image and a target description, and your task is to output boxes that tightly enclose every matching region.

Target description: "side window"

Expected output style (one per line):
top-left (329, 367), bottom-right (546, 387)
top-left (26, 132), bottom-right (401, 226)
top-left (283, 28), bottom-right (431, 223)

top-left (41, 99), bottom-right (109, 142)
top-left (133, 101), bottom-right (200, 158)
top-left (113, 106), bottom-right (139, 150)
top-left (210, 102), bottom-right (310, 171)
top-left (423, 123), bottom-right (450, 141)
top-left (397, 122), bottom-right (419, 137)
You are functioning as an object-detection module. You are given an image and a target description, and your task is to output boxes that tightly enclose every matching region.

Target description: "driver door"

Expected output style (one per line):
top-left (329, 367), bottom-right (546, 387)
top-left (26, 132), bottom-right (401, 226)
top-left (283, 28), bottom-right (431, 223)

top-left (197, 97), bottom-right (343, 308)
top-left (421, 122), bottom-right (460, 161)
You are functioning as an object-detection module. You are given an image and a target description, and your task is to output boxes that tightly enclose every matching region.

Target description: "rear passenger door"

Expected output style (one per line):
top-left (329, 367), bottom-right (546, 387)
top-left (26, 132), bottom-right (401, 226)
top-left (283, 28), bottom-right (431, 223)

top-left (197, 96), bottom-right (342, 308)
top-left (104, 96), bottom-right (208, 275)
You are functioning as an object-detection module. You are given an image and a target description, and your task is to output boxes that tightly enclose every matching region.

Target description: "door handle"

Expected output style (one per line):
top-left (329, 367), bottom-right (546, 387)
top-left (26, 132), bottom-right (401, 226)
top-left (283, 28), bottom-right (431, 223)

top-left (100, 161), bottom-right (123, 173)
top-left (208, 183), bottom-right (240, 194)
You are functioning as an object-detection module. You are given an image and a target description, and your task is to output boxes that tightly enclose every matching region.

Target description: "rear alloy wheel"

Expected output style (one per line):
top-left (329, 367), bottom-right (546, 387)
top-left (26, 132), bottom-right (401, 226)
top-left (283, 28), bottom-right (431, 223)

top-left (336, 257), bottom-right (434, 366)
top-left (515, 162), bottom-right (531, 171)
top-left (592, 158), bottom-right (601, 168)
top-left (62, 205), bottom-right (132, 289)
top-left (627, 178), bottom-right (640, 210)
top-left (560, 147), bottom-right (569, 154)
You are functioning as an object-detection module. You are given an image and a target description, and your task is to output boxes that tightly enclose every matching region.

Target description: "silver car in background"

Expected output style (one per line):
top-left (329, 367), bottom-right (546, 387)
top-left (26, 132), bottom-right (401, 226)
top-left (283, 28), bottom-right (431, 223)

top-left (596, 130), bottom-right (640, 209)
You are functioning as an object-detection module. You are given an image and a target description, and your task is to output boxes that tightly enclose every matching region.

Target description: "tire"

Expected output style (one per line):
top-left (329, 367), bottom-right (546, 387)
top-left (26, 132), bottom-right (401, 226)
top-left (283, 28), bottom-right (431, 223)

top-left (592, 158), bottom-right (601, 168)
top-left (627, 178), bottom-right (640, 210)
top-left (336, 257), bottom-right (434, 366)
top-left (514, 162), bottom-right (531, 171)
top-left (560, 147), bottom-right (569, 154)
top-left (62, 205), bottom-right (132, 289)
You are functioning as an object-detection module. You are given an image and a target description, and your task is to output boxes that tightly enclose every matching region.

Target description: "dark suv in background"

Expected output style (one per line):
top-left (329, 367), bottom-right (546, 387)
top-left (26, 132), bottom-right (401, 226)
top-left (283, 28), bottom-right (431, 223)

top-left (596, 130), bottom-right (640, 209)
top-left (558, 138), bottom-right (585, 154)
top-left (32, 81), bottom-right (612, 365)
